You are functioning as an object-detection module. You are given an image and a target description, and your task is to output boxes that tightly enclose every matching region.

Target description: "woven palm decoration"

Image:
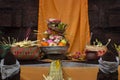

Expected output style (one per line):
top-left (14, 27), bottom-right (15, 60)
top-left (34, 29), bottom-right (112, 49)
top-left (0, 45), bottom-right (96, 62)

top-left (49, 60), bottom-right (63, 80)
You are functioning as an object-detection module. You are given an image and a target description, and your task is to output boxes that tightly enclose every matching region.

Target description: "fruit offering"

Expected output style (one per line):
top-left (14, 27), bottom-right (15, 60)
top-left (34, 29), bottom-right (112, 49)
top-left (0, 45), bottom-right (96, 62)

top-left (47, 18), bottom-right (67, 33)
top-left (40, 18), bottom-right (69, 47)
top-left (67, 52), bottom-right (86, 61)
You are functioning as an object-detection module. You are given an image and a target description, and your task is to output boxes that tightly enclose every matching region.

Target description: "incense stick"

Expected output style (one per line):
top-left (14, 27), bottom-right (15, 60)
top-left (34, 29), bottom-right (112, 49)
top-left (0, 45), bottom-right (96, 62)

top-left (105, 39), bottom-right (111, 47)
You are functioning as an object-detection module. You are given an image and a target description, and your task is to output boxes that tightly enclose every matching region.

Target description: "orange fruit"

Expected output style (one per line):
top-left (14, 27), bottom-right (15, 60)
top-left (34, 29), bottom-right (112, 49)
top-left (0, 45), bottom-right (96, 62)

top-left (58, 42), bottom-right (65, 46)
top-left (41, 42), bottom-right (49, 46)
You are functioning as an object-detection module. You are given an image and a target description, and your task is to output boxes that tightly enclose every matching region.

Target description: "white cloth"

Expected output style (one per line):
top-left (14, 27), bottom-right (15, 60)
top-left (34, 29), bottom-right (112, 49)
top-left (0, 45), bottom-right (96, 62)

top-left (98, 57), bottom-right (119, 74)
top-left (0, 59), bottom-right (20, 79)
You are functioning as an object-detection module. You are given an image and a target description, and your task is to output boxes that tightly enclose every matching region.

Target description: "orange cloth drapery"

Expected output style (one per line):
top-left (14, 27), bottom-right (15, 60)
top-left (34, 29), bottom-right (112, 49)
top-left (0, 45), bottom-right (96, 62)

top-left (37, 0), bottom-right (90, 53)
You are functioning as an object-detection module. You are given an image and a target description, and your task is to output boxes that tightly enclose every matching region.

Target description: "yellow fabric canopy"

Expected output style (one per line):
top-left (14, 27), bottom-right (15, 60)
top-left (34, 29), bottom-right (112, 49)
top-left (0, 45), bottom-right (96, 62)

top-left (37, 0), bottom-right (90, 53)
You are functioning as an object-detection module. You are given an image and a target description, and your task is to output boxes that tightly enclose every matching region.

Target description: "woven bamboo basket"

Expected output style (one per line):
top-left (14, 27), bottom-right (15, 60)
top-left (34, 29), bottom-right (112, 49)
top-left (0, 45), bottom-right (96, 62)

top-left (11, 46), bottom-right (41, 60)
top-left (85, 45), bottom-right (107, 60)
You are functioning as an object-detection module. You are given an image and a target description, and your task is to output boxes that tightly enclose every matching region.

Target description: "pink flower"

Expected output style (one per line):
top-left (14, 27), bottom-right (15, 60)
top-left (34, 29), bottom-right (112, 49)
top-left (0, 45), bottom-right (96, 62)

top-left (97, 50), bottom-right (105, 56)
top-left (47, 40), bottom-right (53, 44)
top-left (47, 18), bottom-right (61, 23)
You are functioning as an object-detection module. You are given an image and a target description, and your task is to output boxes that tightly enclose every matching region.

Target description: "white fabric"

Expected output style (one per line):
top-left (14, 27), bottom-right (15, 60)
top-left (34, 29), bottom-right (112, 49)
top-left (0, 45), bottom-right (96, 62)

top-left (0, 59), bottom-right (20, 79)
top-left (98, 57), bottom-right (119, 74)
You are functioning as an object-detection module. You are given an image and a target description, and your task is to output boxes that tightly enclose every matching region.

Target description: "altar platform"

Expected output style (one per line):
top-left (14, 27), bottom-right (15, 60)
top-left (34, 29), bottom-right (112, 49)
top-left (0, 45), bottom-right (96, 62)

top-left (20, 61), bottom-right (120, 80)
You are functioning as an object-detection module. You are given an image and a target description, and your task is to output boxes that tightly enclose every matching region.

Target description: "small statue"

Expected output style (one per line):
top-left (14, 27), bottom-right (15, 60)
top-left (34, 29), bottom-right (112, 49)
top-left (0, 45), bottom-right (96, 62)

top-left (97, 49), bottom-right (119, 80)
top-left (0, 45), bottom-right (20, 80)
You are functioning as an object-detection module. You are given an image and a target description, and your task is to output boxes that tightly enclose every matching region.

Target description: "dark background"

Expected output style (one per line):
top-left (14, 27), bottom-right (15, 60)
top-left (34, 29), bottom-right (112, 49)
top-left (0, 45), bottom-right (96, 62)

top-left (88, 0), bottom-right (120, 45)
top-left (0, 0), bottom-right (39, 41)
top-left (0, 0), bottom-right (119, 45)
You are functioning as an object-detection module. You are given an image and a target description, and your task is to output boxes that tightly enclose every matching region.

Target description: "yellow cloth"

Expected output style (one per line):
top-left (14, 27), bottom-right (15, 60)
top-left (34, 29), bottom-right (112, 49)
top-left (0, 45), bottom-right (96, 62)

top-left (20, 66), bottom-right (120, 80)
top-left (37, 0), bottom-right (90, 53)
top-left (20, 66), bottom-right (98, 80)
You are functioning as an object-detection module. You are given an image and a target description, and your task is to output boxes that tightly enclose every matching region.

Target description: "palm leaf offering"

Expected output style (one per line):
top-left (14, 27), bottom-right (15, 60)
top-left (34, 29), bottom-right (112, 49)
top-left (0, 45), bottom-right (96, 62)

top-left (0, 37), bottom-right (40, 47)
top-left (43, 74), bottom-right (54, 80)
top-left (0, 37), bottom-right (17, 46)
top-left (114, 44), bottom-right (120, 59)
top-left (0, 37), bottom-right (41, 60)
top-left (43, 60), bottom-right (64, 80)
top-left (114, 44), bottom-right (120, 52)
top-left (48, 60), bottom-right (63, 80)
top-left (92, 38), bottom-right (111, 47)
top-left (11, 40), bottom-right (40, 47)
top-left (43, 60), bottom-right (72, 80)
top-left (93, 39), bottom-right (103, 47)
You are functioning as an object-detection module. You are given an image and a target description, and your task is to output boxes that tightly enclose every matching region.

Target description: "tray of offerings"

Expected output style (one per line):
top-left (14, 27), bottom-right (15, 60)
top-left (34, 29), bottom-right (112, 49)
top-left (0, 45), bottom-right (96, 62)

top-left (40, 18), bottom-right (69, 60)
top-left (40, 46), bottom-right (69, 60)
top-left (40, 46), bottom-right (68, 54)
